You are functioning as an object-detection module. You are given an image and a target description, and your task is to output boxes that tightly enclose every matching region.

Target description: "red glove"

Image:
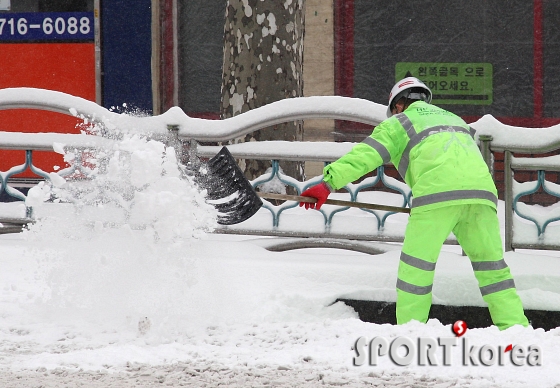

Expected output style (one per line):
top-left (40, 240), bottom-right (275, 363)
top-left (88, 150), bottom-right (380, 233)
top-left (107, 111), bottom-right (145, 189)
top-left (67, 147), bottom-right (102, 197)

top-left (299, 182), bottom-right (331, 210)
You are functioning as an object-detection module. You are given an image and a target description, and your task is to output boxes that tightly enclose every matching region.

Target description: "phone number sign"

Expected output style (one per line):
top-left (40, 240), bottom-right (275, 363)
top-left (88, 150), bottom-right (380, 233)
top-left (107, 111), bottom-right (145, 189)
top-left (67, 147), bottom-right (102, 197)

top-left (0, 12), bottom-right (94, 42)
top-left (396, 62), bottom-right (493, 105)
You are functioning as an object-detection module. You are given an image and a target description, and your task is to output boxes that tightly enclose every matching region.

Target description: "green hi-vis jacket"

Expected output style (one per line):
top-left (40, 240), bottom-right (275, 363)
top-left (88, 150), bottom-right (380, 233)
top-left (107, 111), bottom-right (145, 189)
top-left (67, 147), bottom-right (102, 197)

top-left (323, 101), bottom-right (498, 212)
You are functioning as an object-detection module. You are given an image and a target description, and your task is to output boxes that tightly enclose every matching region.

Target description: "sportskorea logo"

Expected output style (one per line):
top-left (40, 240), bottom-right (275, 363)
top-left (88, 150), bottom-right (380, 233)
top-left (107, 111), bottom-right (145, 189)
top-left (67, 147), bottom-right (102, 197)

top-left (353, 321), bottom-right (542, 367)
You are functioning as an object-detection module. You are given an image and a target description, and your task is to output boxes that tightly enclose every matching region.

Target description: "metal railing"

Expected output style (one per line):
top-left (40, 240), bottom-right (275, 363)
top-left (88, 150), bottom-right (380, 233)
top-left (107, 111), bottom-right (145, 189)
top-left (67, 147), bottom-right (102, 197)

top-left (476, 115), bottom-right (560, 251)
top-left (1, 87), bottom-right (560, 251)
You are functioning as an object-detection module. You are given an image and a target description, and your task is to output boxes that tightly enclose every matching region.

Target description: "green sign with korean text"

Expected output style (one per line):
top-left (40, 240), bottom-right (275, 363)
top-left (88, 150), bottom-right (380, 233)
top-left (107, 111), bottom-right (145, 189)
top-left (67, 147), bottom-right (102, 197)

top-left (395, 62), bottom-right (493, 105)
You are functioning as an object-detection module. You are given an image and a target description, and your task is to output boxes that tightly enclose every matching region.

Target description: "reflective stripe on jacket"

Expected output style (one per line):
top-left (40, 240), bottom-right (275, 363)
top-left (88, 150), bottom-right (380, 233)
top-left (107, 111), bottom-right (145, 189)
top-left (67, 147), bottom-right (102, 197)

top-left (323, 101), bottom-right (498, 211)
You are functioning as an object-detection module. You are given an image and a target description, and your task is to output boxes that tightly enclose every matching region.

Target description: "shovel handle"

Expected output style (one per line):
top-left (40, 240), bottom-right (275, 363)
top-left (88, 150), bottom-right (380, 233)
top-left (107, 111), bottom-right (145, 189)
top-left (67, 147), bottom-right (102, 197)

top-left (257, 192), bottom-right (410, 214)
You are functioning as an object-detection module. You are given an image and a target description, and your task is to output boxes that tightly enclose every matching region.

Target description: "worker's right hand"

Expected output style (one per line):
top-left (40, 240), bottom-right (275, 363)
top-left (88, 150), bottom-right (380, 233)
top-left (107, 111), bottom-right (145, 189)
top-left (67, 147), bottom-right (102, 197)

top-left (299, 182), bottom-right (331, 210)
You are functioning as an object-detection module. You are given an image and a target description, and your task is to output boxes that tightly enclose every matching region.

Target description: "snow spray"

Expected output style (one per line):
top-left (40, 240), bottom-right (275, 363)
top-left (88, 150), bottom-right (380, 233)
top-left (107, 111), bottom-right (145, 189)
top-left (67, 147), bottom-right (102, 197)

top-left (22, 120), bottom-right (223, 334)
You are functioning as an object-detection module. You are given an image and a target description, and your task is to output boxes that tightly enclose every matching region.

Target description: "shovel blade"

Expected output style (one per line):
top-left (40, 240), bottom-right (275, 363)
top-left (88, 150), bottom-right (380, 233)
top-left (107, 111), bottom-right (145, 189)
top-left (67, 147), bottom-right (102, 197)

top-left (196, 147), bottom-right (262, 225)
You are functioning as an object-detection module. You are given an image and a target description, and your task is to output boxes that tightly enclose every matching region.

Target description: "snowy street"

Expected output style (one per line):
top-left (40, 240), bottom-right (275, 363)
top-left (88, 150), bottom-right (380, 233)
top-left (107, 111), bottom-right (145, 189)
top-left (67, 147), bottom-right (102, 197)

top-left (1, 224), bottom-right (560, 387)
top-left (0, 362), bottom-right (509, 387)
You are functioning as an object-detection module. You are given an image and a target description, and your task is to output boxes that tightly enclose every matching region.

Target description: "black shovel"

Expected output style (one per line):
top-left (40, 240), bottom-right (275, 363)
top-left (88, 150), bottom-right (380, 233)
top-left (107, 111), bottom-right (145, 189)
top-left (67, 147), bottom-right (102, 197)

top-left (195, 146), bottom-right (263, 225)
top-left (196, 147), bottom-right (409, 225)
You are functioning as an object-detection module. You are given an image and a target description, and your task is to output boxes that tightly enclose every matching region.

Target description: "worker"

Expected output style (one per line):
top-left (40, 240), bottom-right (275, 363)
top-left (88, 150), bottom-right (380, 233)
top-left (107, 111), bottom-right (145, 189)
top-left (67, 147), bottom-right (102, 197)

top-left (299, 77), bottom-right (529, 330)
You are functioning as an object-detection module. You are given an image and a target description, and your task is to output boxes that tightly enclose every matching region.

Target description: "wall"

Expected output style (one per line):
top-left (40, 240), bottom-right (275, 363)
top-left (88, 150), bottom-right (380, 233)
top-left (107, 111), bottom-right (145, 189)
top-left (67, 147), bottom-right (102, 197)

top-left (101, 0), bottom-right (153, 113)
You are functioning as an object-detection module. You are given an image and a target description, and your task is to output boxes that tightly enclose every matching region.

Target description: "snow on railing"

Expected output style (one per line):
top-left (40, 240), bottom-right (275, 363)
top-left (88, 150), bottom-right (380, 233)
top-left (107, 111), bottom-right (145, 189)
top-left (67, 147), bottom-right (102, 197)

top-left (1, 87), bottom-right (560, 251)
top-left (0, 88), bottom-right (387, 141)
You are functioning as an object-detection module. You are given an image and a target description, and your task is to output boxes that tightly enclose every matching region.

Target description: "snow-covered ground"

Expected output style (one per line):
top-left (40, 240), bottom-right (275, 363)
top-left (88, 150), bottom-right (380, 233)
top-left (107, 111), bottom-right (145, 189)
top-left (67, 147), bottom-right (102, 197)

top-left (3, 226), bottom-right (560, 388)
top-left (2, 128), bottom-right (560, 387)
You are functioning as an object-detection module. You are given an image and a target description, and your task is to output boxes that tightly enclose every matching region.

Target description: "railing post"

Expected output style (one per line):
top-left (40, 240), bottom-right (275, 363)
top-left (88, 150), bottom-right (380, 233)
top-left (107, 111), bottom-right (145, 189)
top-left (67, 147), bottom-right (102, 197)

top-left (479, 135), bottom-right (494, 178)
top-left (166, 124), bottom-right (181, 157)
top-left (184, 139), bottom-right (201, 179)
top-left (504, 151), bottom-right (514, 252)
top-left (167, 124), bottom-right (201, 181)
top-left (166, 123), bottom-right (189, 171)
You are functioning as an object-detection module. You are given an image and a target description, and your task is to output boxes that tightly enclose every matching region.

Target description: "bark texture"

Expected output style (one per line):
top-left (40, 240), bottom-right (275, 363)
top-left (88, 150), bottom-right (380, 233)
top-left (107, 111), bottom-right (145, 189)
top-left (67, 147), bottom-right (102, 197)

top-left (221, 0), bottom-right (305, 184)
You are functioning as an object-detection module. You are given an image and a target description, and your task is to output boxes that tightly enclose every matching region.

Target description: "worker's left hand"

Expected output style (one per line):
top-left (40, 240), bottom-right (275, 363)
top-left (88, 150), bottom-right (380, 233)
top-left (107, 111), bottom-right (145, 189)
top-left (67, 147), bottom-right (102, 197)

top-left (299, 182), bottom-right (331, 210)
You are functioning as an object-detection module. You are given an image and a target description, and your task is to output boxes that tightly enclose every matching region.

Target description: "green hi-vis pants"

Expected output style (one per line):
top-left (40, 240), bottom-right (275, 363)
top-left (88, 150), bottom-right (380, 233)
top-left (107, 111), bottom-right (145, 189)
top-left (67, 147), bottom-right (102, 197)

top-left (396, 204), bottom-right (529, 330)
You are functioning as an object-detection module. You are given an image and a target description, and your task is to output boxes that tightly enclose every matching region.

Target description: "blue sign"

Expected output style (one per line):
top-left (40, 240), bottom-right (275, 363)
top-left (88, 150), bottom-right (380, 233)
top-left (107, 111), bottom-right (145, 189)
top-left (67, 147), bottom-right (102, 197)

top-left (0, 12), bottom-right (94, 42)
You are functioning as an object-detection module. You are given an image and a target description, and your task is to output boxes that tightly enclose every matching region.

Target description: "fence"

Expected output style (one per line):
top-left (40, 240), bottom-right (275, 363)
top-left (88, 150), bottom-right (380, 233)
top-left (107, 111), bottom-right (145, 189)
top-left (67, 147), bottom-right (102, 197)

top-left (1, 88), bottom-right (560, 252)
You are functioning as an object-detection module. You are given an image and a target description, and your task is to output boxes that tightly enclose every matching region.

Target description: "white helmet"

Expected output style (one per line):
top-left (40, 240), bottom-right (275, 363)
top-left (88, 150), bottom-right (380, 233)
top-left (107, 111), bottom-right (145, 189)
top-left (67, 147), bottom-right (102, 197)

top-left (387, 77), bottom-right (432, 117)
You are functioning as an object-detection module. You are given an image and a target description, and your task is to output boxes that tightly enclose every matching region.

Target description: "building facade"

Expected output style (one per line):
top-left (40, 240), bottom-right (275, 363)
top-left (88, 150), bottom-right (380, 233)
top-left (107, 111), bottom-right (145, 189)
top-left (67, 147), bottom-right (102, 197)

top-left (2, 1), bottom-right (559, 197)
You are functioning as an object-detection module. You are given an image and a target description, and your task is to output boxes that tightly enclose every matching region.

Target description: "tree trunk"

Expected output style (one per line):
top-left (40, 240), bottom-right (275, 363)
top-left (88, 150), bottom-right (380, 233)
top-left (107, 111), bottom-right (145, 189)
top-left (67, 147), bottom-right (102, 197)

top-left (221, 0), bottom-right (305, 187)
